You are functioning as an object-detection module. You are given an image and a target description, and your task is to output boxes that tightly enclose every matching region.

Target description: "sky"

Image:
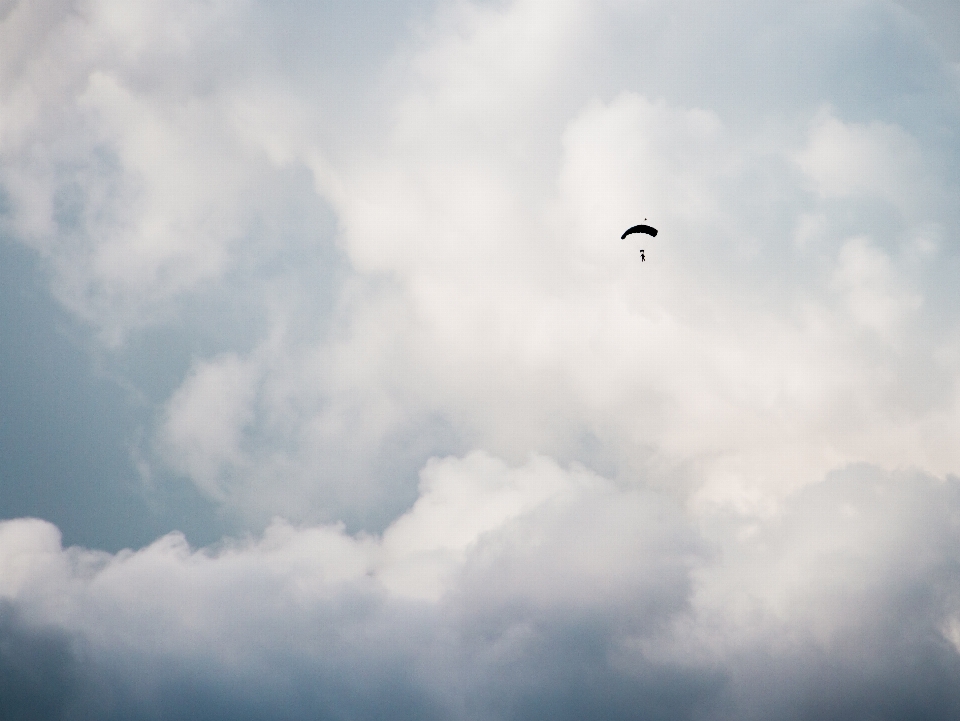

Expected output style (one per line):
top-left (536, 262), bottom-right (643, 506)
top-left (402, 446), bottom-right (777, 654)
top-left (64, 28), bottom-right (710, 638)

top-left (1, 0), bottom-right (960, 718)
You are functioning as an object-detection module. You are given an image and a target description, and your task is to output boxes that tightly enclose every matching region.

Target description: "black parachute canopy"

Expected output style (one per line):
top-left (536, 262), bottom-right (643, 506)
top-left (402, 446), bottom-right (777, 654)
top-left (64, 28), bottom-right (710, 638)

top-left (621, 224), bottom-right (658, 239)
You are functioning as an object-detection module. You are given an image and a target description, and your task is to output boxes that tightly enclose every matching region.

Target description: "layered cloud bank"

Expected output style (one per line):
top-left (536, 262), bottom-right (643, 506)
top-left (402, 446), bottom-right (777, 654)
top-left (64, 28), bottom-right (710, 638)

top-left (2, 0), bottom-right (960, 717)
top-left (3, 459), bottom-right (960, 719)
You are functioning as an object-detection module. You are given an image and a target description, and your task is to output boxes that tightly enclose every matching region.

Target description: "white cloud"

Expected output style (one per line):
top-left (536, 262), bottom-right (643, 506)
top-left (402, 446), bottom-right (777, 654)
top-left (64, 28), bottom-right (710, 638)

top-left (794, 109), bottom-right (935, 217)
top-left (3, 0), bottom-right (960, 714)
top-left (831, 235), bottom-right (922, 336)
top-left (162, 352), bottom-right (260, 499)
top-left (378, 452), bottom-right (594, 599)
top-left (2, 458), bottom-right (960, 718)
top-left (0, 0), bottom-right (302, 341)
top-left (126, 0), bottom-right (960, 531)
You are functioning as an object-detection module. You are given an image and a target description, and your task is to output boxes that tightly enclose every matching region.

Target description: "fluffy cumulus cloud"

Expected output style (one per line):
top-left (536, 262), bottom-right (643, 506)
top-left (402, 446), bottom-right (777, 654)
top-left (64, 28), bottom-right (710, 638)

top-left (3, 462), bottom-right (960, 719)
top-left (2, 0), bottom-right (960, 717)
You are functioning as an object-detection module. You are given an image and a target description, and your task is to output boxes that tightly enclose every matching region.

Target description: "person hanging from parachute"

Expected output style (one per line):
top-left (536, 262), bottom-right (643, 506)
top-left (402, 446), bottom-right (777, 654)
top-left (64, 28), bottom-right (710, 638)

top-left (621, 220), bottom-right (657, 262)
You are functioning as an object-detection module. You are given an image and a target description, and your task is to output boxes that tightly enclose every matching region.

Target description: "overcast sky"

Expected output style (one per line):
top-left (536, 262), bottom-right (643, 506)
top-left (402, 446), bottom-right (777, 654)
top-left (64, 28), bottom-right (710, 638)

top-left (1, 0), bottom-right (960, 718)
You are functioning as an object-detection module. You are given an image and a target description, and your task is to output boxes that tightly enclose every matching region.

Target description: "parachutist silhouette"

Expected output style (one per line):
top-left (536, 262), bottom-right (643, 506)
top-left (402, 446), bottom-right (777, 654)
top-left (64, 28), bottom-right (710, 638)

top-left (640, 250), bottom-right (645, 261)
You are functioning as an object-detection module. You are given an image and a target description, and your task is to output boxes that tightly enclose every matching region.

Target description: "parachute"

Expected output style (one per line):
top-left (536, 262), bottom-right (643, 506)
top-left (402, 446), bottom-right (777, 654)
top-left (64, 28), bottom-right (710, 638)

top-left (621, 224), bottom-right (658, 239)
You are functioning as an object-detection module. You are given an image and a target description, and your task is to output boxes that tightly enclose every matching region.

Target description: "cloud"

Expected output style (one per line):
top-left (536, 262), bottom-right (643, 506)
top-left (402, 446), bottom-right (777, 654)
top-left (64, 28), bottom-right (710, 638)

top-left (13, 0), bottom-right (958, 547)
top-left (162, 352), bottom-right (260, 500)
top-left (0, 602), bottom-right (82, 721)
top-left (158, 13), bottom-right (960, 526)
top-left (794, 110), bottom-right (937, 217)
top-left (0, 0), bottom-right (337, 342)
top-left (831, 235), bottom-right (922, 336)
top-left (2, 460), bottom-right (960, 718)
top-left (2, 0), bottom-right (960, 716)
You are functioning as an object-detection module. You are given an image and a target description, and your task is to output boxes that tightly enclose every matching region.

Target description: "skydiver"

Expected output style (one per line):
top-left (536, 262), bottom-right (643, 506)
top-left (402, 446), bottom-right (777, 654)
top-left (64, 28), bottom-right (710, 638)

top-left (640, 249), bottom-right (645, 261)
